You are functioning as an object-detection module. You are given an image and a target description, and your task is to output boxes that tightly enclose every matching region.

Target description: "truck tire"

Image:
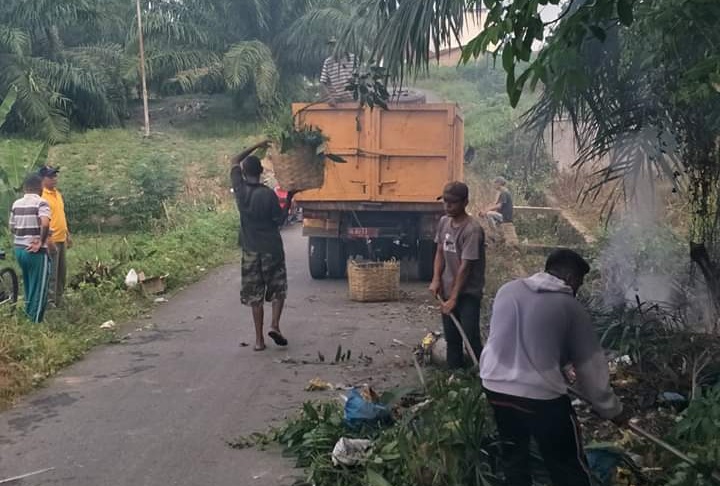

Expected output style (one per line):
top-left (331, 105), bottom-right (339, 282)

top-left (326, 238), bottom-right (347, 279)
top-left (308, 237), bottom-right (327, 279)
top-left (418, 239), bottom-right (436, 282)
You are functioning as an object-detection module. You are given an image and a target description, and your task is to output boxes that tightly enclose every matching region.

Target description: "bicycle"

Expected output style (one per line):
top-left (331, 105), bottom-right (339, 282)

top-left (0, 249), bottom-right (19, 306)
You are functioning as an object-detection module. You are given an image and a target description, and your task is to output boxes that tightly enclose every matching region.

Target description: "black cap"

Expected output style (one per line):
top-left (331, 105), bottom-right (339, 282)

top-left (38, 165), bottom-right (60, 177)
top-left (437, 181), bottom-right (469, 201)
top-left (545, 249), bottom-right (591, 276)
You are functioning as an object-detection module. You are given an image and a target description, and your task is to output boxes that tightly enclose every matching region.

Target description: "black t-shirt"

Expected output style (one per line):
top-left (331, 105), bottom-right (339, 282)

top-left (497, 189), bottom-right (513, 223)
top-left (231, 166), bottom-right (284, 255)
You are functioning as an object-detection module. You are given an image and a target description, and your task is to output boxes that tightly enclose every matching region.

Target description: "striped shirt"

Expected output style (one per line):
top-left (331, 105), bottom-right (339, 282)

top-left (320, 54), bottom-right (357, 102)
top-left (10, 193), bottom-right (51, 248)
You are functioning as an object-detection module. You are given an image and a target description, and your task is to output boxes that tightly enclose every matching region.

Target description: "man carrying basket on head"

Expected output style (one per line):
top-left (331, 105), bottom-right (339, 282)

top-left (230, 141), bottom-right (289, 351)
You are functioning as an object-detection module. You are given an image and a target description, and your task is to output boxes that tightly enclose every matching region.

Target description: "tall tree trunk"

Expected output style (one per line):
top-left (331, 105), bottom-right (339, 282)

top-left (690, 242), bottom-right (720, 332)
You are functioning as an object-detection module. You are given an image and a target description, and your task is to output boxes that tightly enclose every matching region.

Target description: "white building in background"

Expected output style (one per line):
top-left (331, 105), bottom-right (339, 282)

top-left (430, 4), bottom-right (563, 66)
top-left (429, 8), bottom-right (487, 66)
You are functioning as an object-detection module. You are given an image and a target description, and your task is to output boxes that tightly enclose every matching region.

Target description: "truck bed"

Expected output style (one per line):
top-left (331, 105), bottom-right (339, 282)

top-left (293, 103), bottom-right (464, 205)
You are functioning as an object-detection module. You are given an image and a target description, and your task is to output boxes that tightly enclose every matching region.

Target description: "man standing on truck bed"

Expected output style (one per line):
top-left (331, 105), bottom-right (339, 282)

top-left (231, 141), bottom-right (289, 351)
top-left (430, 181), bottom-right (485, 369)
top-left (320, 37), bottom-right (357, 105)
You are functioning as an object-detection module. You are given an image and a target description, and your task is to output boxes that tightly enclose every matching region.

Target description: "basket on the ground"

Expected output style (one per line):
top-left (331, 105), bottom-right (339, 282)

top-left (271, 145), bottom-right (325, 192)
top-left (347, 260), bottom-right (401, 302)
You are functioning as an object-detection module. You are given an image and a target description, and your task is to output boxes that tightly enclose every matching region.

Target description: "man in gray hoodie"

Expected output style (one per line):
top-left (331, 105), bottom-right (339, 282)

top-left (480, 249), bottom-right (626, 486)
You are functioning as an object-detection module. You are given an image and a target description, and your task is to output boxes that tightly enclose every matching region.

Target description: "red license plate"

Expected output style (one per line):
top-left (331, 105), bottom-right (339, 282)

top-left (347, 227), bottom-right (380, 238)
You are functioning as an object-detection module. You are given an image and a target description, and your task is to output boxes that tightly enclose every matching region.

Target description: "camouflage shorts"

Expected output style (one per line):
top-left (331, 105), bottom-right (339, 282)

top-left (241, 250), bottom-right (288, 306)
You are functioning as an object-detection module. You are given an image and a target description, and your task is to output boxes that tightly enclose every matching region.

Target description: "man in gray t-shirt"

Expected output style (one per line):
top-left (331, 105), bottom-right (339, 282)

top-left (430, 181), bottom-right (486, 369)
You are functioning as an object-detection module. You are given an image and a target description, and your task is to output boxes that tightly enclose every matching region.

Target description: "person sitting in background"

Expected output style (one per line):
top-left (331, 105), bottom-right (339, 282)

top-left (481, 176), bottom-right (513, 227)
top-left (320, 37), bottom-right (357, 105)
top-left (9, 174), bottom-right (52, 323)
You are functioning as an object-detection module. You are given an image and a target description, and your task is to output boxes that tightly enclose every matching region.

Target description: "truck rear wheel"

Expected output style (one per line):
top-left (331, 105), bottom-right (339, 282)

top-left (326, 238), bottom-right (347, 279)
top-left (418, 239), bottom-right (436, 282)
top-left (308, 237), bottom-right (327, 279)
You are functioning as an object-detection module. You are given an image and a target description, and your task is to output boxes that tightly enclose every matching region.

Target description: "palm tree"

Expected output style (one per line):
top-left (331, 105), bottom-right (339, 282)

top-left (360, 0), bottom-right (720, 313)
top-left (165, 0), bottom-right (363, 117)
top-left (0, 0), bottom-right (129, 141)
top-left (0, 0), bottom-right (371, 139)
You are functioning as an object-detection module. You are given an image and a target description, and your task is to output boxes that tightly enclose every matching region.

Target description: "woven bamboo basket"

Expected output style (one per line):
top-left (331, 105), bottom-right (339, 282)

top-left (270, 145), bottom-right (325, 192)
top-left (347, 260), bottom-right (401, 302)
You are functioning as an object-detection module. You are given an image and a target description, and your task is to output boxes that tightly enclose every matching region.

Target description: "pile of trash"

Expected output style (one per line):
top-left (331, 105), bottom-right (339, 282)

top-left (267, 373), bottom-right (675, 486)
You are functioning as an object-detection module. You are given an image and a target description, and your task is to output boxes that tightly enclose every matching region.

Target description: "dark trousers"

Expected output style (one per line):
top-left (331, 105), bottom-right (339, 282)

top-left (49, 242), bottom-right (66, 305)
top-left (485, 389), bottom-right (593, 486)
top-left (442, 294), bottom-right (482, 369)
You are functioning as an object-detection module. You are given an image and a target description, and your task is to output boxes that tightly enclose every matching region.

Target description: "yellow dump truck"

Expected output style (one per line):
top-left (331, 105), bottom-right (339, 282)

top-left (294, 102), bottom-right (464, 280)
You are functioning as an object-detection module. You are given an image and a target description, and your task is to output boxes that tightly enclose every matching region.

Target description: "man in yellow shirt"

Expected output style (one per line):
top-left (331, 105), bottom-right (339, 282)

top-left (40, 166), bottom-right (72, 306)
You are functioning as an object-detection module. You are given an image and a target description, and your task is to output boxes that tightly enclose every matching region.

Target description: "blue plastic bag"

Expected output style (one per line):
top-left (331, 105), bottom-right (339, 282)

top-left (343, 388), bottom-right (392, 429)
top-left (586, 446), bottom-right (641, 486)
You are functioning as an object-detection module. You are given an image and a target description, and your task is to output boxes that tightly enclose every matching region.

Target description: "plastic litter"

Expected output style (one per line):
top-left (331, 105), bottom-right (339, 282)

top-left (586, 446), bottom-right (644, 486)
top-left (124, 269), bottom-right (138, 288)
top-left (658, 391), bottom-right (686, 403)
top-left (343, 387), bottom-right (392, 430)
top-left (331, 437), bottom-right (373, 466)
top-left (99, 320), bottom-right (116, 330)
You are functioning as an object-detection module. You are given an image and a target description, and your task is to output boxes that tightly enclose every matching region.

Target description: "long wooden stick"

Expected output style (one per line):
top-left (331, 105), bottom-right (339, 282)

top-left (0, 467), bottom-right (55, 484)
top-left (569, 388), bottom-right (720, 484)
top-left (435, 295), bottom-right (480, 367)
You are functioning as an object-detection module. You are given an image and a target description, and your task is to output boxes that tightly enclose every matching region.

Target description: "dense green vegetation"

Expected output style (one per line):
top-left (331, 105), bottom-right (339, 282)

top-left (0, 0), bottom-right (363, 141)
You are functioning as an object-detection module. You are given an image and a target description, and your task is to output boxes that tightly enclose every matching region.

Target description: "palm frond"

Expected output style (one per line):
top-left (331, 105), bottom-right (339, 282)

top-left (29, 56), bottom-right (120, 126)
top-left (1, 62), bottom-right (70, 142)
top-left (209, 0), bottom-right (270, 41)
top-left (521, 0), bottom-right (719, 228)
top-left (11, 0), bottom-right (100, 33)
top-left (63, 43), bottom-right (131, 114)
top-left (0, 87), bottom-right (18, 128)
top-left (360, 0), bottom-right (483, 82)
top-left (0, 24), bottom-right (30, 56)
top-left (254, 57), bottom-right (280, 107)
top-left (223, 41), bottom-right (273, 91)
top-left (130, 8), bottom-right (210, 48)
top-left (167, 63), bottom-right (224, 93)
top-left (144, 49), bottom-right (220, 87)
top-left (282, 2), bottom-right (357, 70)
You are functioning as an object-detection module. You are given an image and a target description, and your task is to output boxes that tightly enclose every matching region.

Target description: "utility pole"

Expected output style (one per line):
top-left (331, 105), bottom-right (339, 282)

top-left (135, 0), bottom-right (150, 137)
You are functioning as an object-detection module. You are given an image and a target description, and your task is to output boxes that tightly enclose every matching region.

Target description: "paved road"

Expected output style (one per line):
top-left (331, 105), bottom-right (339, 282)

top-left (0, 226), bottom-right (435, 485)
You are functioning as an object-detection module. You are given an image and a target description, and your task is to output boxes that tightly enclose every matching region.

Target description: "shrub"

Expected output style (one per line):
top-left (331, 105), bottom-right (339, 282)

top-left (667, 386), bottom-right (720, 486)
top-left (63, 155), bottom-right (181, 231)
top-left (125, 155), bottom-right (182, 226)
